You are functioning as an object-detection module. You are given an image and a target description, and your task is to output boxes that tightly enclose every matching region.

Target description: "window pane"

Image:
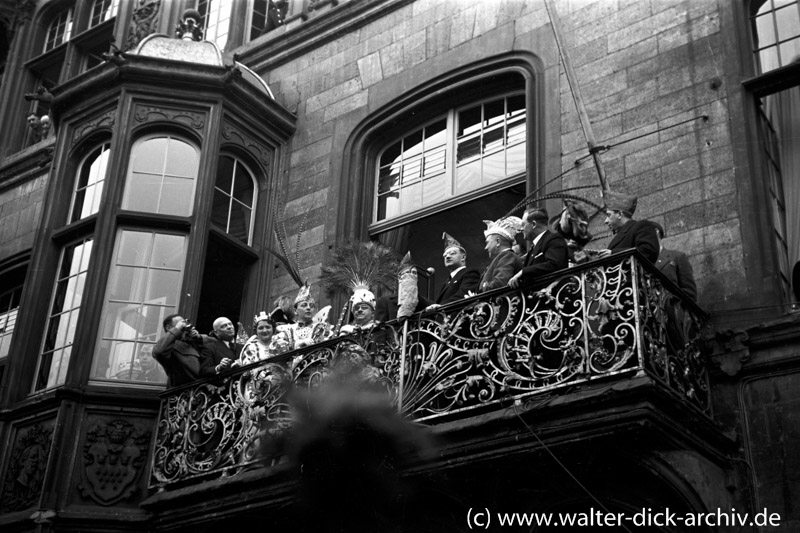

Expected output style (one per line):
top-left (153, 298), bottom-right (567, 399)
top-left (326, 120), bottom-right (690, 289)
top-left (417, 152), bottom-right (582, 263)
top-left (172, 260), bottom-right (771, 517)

top-left (232, 166), bottom-right (254, 206)
top-left (378, 191), bottom-right (400, 220)
top-left (123, 172), bottom-right (162, 213)
top-left (145, 270), bottom-right (183, 305)
top-left (92, 230), bottom-right (186, 383)
top-left (756, 12), bottom-right (777, 48)
top-left (216, 155), bottom-right (235, 194)
top-left (422, 176), bottom-right (447, 205)
top-left (132, 138), bottom-right (167, 174)
top-left (107, 266), bottom-right (147, 302)
top-left (777, 6), bottom-right (800, 40)
top-left (118, 235), bottom-right (152, 269)
top-left (400, 181), bottom-right (422, 212)
top-left (123, 136), bottom-right (198, 216)
top-left (211, 188), bottom-right (230, 229)
top-left (164, 139), bottom-right (199, 177)
top-left (456, 160), bottom-right (482, 194)
top-left (228, 201), bottom-right (251, 243)
top-left (378, 166), bottom-right (400, 194)
top-left (482, 150), bottom-right (506, 181)
top-left (459, 105), bottom-right (482, 137)
top-left (457, 136), bottom-right (482, 162)
top-left (152, 234), bottom-right (186, 269)
top-left (779, 38), bottom-right (800, 64)
top-left (160, 177), bottom-right (194, 216)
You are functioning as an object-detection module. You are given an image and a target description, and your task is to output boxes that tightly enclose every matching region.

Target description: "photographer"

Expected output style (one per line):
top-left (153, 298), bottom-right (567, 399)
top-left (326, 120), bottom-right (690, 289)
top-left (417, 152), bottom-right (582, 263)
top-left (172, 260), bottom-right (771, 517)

top-left (153, 314), bottom-right (204, 388)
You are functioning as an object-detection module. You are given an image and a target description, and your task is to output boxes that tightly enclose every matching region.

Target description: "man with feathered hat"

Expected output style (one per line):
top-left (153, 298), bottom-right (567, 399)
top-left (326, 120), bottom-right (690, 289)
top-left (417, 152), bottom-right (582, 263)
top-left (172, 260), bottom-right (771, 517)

top-left (421, 232), bottom-right (481, 310)
top-left (339, 286), bottom-right (377, 335)
top-left (478, 216), bottom-right (524, 292)
top-left (597, 190), bottom-right (659, 263)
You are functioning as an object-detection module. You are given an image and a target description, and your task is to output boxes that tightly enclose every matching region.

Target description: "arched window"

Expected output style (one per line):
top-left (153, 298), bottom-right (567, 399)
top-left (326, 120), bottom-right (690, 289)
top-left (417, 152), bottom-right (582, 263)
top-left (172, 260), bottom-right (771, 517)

top-left (122, 135), bottom-right (199, 217)
top-left (69, 142), bottom-right (109, 223)
top-left (44, 6), bottom-right (73, 52)
top-left (751, 0), bottom-right (800, 74)
top-left (376, 92), bottom-right (526, 222)
top-left (212, 155), bottom-right (257, 245)
top-left (347, 63), bottom-right (537, 289)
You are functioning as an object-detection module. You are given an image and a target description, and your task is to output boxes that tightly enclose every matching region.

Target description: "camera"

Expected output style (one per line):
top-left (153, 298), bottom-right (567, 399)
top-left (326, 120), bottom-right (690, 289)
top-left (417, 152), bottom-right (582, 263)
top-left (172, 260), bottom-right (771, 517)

top-left (182, 321), bottom-right (196, 335)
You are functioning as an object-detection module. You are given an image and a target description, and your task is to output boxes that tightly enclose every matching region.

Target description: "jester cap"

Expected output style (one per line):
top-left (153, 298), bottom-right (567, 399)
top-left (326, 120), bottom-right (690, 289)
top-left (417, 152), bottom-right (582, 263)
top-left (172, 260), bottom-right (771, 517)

top-left (442, 232), bottom-right (465, 254)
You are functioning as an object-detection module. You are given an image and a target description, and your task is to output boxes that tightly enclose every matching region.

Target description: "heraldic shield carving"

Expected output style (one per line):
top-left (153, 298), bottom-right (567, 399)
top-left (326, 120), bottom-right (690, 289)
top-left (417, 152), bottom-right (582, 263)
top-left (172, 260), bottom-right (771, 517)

top-left (0, 422), bottom-right (53, 512)
top-left (78, 418), bottom-right (151, 505)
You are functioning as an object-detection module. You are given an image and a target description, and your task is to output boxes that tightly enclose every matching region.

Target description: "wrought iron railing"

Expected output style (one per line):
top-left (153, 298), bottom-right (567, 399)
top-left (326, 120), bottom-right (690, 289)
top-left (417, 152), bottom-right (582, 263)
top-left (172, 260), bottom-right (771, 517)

top-left (149, 250), bottom-right (708, 489)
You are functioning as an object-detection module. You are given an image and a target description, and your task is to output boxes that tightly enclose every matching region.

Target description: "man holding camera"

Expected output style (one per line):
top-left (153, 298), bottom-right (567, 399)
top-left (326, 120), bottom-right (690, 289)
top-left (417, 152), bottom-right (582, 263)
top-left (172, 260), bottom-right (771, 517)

top-left (153, 314), bottom-right (204, 387)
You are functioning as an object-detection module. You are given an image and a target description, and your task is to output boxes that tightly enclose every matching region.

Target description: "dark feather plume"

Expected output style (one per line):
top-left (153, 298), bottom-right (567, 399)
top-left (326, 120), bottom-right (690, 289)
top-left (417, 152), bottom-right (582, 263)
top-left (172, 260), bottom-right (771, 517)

top-left (320, 241), bottom-right (401, 298)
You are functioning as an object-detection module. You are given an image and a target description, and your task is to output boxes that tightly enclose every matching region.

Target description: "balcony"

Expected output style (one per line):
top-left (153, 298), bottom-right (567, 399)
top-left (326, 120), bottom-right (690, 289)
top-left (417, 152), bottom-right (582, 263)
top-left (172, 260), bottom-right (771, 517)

top-left (149, 250), bottom-right (709, 490)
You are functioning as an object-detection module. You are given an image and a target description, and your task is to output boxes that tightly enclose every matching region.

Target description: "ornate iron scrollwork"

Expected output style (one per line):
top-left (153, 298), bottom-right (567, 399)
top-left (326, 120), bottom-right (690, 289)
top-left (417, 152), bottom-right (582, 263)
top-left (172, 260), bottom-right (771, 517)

top-left (150, 252), bottom-right (709, 488)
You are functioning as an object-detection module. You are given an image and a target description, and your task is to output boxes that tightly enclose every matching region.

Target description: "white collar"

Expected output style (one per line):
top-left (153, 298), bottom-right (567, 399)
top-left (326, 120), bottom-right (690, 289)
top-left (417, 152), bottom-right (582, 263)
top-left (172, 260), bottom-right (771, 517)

top-left (450, 265), bottom-right (466, 278)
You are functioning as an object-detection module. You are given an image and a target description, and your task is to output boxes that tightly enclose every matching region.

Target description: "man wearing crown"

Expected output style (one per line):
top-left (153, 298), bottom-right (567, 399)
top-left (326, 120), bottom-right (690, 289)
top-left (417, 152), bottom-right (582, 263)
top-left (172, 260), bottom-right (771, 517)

top-left (276, 284), bottom-right (332, 351)
top-left (479, 216), bottom-right (524, 292)
top-left (339, 288), bottom-right (377, 335)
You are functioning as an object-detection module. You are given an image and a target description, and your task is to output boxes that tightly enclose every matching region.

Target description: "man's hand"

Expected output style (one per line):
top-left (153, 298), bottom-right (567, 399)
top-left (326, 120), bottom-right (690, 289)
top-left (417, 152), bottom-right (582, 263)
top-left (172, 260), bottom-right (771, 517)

top-left (508, 271), bottom-right (522, 289)
top-left (215, 357), bottom-right (234, 373)
top-left (596, 249), bottom-right (612, 258)
top-left (424, 304), bottom-right (441, 312)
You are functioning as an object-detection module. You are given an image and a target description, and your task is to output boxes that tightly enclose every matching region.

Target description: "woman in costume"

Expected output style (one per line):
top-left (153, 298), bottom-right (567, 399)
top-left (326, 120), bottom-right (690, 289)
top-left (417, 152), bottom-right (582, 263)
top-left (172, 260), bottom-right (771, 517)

top-left (239, 312), bottom-right (290, 366)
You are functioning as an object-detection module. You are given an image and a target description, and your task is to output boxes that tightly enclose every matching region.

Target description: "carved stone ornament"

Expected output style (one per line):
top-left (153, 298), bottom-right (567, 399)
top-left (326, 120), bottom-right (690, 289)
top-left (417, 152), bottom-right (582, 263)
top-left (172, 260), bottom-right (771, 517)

top-left (78, 418), bottom-right (152, 506)
top-left (221, 123), bottom-right (274, 166)
top-left (126, 0), bottom-right (161, 51)
top-left (134, 105), bottom-right (206, 129)
top-left (0, 422), bottom-right (53, 512)
top-left (71, 110), bottom-right (116, 147)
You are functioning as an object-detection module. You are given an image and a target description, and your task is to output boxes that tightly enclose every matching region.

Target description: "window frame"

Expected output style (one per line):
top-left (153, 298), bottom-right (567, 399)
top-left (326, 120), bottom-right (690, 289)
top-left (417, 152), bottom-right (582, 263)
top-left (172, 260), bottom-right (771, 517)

top-left (739, 0), bottom-right (800, 307)
top-left (373, 90), bottom-right (528, 230)
top-left (211, 153), bottom-right (259, 246)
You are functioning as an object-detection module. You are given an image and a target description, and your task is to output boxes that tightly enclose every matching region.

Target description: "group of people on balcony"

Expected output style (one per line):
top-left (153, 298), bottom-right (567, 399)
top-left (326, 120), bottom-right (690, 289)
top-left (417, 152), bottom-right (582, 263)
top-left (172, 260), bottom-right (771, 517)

top-left (153, 190), bottom-right (696, 388)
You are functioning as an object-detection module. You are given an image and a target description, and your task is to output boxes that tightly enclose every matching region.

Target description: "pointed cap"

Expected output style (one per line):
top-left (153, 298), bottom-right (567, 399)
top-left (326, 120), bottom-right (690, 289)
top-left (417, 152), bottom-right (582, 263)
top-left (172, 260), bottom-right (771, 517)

top-left (442, 232), bottom-right (465, 254)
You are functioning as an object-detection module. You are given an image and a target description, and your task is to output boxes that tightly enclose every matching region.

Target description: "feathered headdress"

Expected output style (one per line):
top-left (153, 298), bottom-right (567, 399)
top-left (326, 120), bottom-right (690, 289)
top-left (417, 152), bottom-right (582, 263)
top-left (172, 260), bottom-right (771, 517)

top-left (320, 241), bottom-right (400, 299)
top-left (484, 216), bottom-right (523, 242)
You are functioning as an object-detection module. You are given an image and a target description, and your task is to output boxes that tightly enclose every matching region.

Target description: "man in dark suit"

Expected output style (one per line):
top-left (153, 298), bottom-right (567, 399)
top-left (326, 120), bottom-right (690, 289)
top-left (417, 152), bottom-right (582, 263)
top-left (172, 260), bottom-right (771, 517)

top-left (597, 191), bottom-right (659, 263)
top-left (508, 208), bottom-right (569, 288)
top-left (650, 221), bottom-right (697, 302)
top-left (200, 317), bottom-right (244, 377)
top-left (153, 314), bottom-right (204, 387)
top-left (478, 216), bottom-right (523, 292)
top-left (422, 232), bottom-right (481, 311)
